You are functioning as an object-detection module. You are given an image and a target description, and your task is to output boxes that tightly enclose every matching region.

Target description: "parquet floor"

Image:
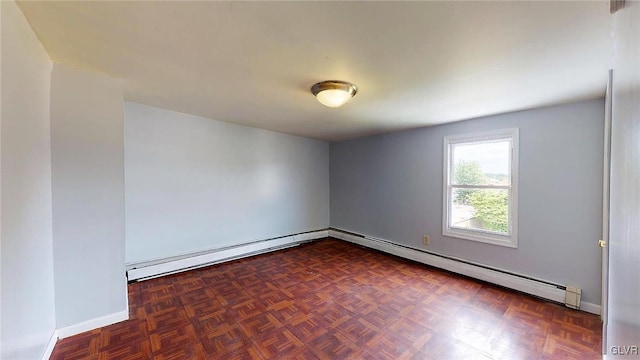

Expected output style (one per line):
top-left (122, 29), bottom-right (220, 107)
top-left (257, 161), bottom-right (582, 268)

top-left (50, 238), bottom-right (602, 359)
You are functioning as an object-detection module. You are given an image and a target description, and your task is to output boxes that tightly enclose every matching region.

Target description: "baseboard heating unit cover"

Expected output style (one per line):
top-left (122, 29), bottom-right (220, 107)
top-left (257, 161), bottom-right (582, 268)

top-left (329, 228), bottom-right (600, 315)
top-left (127, 230), bottom-right (328, 281)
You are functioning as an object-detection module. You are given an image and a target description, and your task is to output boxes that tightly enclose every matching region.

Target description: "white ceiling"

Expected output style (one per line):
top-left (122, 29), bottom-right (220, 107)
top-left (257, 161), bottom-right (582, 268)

top-left (18, 1), bottom-right (612, 141)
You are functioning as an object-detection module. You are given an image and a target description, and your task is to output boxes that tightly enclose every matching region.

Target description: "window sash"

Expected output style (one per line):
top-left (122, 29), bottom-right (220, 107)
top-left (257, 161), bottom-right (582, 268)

top-left (446, 186), bottom-right (514, 236)
top-left (449, 184), bottom-right (510, 190)
top-left (449, 139), bottom-right (513, 186)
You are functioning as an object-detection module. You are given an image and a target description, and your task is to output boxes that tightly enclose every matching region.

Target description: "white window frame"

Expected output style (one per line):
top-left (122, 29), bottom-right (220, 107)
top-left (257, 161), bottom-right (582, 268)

top-left (442, 128), bottom-right (519, 248)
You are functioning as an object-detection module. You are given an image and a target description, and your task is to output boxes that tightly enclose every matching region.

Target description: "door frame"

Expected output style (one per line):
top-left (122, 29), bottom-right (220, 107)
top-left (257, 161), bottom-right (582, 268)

top-left (601, 69), bottom-right (613, 349)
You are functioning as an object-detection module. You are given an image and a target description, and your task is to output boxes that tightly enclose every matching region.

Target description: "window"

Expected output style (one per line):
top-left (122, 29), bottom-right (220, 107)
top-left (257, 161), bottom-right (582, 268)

top-left (443, 128), bottom-right (518, 247)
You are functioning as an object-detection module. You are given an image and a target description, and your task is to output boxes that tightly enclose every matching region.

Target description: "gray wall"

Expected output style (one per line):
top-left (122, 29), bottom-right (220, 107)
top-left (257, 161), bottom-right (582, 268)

top-left (0, 1), bottom-right (56, 358)
top-left (608, 1), bottom-right (640, 349)
top-left (50, 63), bottom-right (127, 328)
top-left (125, 102), bottom-right (330, 264)
top-left (331, 99), bottom-right (604, 305)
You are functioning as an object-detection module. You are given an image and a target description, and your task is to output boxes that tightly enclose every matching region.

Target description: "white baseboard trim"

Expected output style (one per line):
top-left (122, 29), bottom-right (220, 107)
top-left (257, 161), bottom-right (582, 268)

top-left (330, 228), bottom-right (600, 315)
top-left (57, 310), bottom-right (129, 339)
top-left (41, 330), bottom-right (58, 360)
top-left (127, 230), bottom-right (329, 281)
top-left (580, 301), bottom-right (602, 315)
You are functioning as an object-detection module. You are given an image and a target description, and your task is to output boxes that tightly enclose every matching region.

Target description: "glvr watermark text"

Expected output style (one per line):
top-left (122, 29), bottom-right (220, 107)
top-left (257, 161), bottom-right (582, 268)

top-left (610, 345), bottom-right (639, 356)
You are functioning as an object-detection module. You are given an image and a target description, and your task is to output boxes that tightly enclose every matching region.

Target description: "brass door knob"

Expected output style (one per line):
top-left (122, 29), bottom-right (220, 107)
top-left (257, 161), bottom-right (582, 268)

top-left (599, 239), bottom-right (607, 248)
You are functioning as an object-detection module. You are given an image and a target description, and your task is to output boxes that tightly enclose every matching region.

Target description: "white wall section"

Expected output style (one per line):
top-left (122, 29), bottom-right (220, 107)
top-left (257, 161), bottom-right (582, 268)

top-left (124, 102), bottom-right (330, 264)
top-left (1, 1), bottom-right (57, 358)
top-left (330, 99), bottom-right (604, 305)
top-left (50, 63), bottom-right (127, 329)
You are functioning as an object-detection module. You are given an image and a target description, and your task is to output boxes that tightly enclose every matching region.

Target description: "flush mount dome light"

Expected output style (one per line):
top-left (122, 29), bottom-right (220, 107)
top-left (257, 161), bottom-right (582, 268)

top-left (311, 80), bottom-right (358, 108)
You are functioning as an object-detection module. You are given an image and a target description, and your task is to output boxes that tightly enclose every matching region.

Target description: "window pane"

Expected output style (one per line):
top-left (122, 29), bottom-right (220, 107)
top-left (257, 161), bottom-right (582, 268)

top-left (452, 140), bottom-right (510, 185)
top-left (450, 188), bottom-right (509, 234)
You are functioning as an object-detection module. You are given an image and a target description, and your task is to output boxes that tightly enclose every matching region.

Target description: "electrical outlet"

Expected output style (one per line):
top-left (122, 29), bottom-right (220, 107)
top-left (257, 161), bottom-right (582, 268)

top-left (423, 235), bottom-right (430, 245)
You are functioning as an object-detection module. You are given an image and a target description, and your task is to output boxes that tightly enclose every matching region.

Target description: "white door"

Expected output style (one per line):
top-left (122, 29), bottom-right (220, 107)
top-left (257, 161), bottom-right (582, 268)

top-left (606, 2), bottom-right (640, 354)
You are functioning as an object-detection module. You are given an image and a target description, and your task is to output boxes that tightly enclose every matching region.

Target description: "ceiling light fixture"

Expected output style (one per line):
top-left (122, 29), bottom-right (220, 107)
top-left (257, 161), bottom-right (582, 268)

top-left (311, 80), bottom-right (358, 108)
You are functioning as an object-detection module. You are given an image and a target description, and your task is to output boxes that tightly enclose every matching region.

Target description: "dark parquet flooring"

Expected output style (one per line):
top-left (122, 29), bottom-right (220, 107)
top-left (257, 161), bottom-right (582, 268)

top-left (50, 238), bottom-right (602, 359)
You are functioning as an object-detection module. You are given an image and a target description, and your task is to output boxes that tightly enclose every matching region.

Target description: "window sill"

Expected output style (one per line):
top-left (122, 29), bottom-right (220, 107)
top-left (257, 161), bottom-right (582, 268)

top-left (443, 228), bottom-right (518, 248)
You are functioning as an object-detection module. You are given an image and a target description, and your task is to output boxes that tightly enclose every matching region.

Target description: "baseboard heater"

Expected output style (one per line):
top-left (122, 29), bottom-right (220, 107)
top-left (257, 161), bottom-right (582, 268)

top-left (329, 228), bottom-right (597, 314)
top-left (127, 229), bottom-right (329, 281)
